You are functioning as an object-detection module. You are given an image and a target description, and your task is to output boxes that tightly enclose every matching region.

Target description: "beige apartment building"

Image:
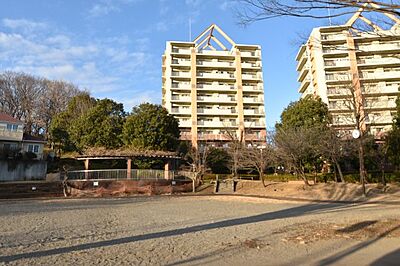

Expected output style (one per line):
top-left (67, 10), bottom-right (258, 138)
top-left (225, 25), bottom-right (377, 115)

top-left (162, 24), bottom-right (266, 147)
top-left (296, 5), bottom-right (400, 137)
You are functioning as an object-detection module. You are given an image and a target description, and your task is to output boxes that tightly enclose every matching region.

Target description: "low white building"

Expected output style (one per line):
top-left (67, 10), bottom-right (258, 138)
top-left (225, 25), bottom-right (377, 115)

top-left (0, 113), bottom-right (46, 160)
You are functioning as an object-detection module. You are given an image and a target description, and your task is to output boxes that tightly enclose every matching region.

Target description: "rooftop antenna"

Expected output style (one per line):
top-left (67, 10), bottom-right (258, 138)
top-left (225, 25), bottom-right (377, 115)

top-left (328, 3), bottom-right (332, 26)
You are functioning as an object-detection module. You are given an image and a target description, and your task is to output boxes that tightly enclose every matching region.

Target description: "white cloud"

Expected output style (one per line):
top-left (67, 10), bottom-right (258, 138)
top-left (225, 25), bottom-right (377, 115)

top-left (2, 18), bottom-right (47, 31)
top-left (88, 0), bottom-right (140, 17)
top-left (0, 18), bottom-right (157, 98)
top-left (219, 0), bottom-right (232, 11)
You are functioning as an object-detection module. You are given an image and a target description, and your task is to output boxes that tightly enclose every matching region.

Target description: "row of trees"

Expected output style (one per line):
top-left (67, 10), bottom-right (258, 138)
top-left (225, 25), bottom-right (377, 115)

top-left (0, 72), bottom-right (80, 137)
top-left (0, 72), bottom-right (81, 136)
top-left (191, 96), bottom-right (400, 194)
top-left (49, 94), bottom-right (180, 153)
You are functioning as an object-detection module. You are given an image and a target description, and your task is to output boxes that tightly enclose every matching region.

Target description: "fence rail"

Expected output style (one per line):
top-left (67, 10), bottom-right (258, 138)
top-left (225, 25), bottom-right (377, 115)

top-left (65, 169), bottom-right (194, 181)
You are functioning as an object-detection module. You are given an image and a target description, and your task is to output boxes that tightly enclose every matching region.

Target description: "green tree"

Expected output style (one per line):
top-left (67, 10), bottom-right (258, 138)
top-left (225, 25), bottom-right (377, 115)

top-left (68, 98), bottom-right (125, 151)
top-left (386, 97), bottom-right (400, 169)
top-left (122, 103), bottom-right (179, 151)
top-left (277, 95), bottom-right (330, 130)
top-left (275, 96), bottom-right (331, 185)
top-left (206, 148), bottom-right (231, 174)
top-left (49, 93), bottom-right (96, 151)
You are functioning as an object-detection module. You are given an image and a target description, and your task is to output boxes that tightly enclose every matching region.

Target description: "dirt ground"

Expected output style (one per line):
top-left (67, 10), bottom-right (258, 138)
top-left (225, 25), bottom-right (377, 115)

top-left (232, 180), bottom-right (400, 202)
top-left (0, 195), bottom-right (399, 266)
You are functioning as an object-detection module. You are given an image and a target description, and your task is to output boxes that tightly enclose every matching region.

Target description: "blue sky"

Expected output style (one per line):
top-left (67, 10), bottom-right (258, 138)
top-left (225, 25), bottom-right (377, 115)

top-left (0, 0), bottom-right (341, 129)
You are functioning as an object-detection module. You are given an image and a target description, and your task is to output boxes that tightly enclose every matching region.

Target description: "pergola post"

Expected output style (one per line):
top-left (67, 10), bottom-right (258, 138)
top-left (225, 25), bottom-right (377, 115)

top-left (164, 160), bottom-right (171, 180)
top-left (127, 159), bottom-right (132, 179)
top-left (84, 159), bottom-right (90, 179)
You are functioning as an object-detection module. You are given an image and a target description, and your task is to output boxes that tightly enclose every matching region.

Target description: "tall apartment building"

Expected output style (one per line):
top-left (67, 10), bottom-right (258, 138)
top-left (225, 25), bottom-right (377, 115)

top-left (162, 24), bottom-right (266, 147)
top-left (296, 5), bottom-right (400, 137)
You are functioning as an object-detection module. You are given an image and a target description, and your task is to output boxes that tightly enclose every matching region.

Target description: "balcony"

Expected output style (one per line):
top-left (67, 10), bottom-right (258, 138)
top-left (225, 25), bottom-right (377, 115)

top-left (197, 96), bottom-right (236, 103)
top-left (365, 101), bottom-right (397, 109)
top-left (198, 121), bottom-right (237, 127)
top-left (171, 95), bottom-right (191, 102)
top-left (171, 71), bottom-right (191, 78)
top-left (242, 62), bottom-right (261, 68)
top-left (322, 47), bottom-right (348, 56)
top-left (171, 59), bottom-right (191, 66)
top-left (171, 83), bottom-right (190, 90)
top-left (298, 76), bottom-right (311, 93)
top-left (242, 73), bottom-right (262, 80)
top-left (243, 85), bottom-right (263, 92)
top-left (356, 43), bottom-right (400, 53)
top-left (243, 97), bottom-right (264, 104)
top-left (321, 34), bottom-right (346, 42)
top-left (197, 108), bottom-right (236, 115)
top-left (362, 85), bottom-right (400, 95)
top-left (244, 109), bottom-right (265, 116)
top-left (171, 48), bottom-right (190, 54)
top-left (178, 120), bottom-right (192, 127)
top-left (297, 66), bottom-right (310, 82)
top-left (325, 73), bottom-right (351, 83)
top-left (357, 57), bottom-right (400, 66)
top-left (241, 51), bottom-right (260, 57)
top-left (296, 54), bottom-right (308, 71)
top-left (196, 60), bottom-right (234, 68)
top-left (171, 108), bottom-right (191, 115)
top-left (197, 50), bottom-right (233, 57)
top-left (244, 121), bottom-right (265, 127)
top-left (324, 59), bottom-right (350, 69)
top-left (359, 71), bottom-right (400, 80)
top-left (197, 84), bottom-right (235, 91)
top-left (197, 72), bottom-right (235, 80)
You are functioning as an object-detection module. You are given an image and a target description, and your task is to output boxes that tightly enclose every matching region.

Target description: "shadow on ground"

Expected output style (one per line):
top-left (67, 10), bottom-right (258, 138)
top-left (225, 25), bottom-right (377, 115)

top-left (0, 201), bottom-right (370, 263)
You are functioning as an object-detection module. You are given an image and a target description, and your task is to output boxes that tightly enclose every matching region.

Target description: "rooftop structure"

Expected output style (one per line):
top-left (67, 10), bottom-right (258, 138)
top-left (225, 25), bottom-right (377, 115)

top-left (296, 2), bottom-right (400, 137)
top-left (162, 24), bottom-right (266, 147)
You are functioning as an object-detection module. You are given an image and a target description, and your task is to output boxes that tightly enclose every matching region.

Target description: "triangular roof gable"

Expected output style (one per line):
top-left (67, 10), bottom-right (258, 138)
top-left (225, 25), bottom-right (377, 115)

top-left (345, 1), bottom-right (400, 31)
top-left (193, 24), bottom-right (236, 51)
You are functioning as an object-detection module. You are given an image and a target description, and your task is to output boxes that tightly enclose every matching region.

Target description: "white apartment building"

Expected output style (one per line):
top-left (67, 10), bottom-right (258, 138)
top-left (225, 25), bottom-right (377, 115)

top-left (162, 24), bottom-right (266, 147)
top-left (296, 5), bottom-right (400, 137)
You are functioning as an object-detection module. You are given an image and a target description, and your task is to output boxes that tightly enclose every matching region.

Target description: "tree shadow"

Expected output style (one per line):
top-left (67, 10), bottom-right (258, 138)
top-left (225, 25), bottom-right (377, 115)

top-left (0, 202), bottom-right (354, 263)
top-left (317, 225), bottom-right (400, 266)
top-left (337, 220), bottom-right (377, 233)
top-left (371, 248), bottom-right (400, 266)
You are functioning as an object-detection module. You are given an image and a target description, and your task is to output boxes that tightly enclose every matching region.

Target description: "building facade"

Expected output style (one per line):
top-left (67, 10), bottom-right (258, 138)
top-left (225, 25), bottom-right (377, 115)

top-left (0, 113), bottom-right (46, 159)
top-left (162, 24), bottom-right (266, 147)
top-left (296, 6), bottom-right (400, 137)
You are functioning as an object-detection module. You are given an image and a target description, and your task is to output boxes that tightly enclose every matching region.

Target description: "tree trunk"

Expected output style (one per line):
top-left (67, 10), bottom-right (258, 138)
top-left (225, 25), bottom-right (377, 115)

top-left (298, 167), bottom-right (309, 186)
top-left (358, 138), bottom-right (367, 196)
top-left (381, 169), bottom-right (386, 187)
top-left (260, 172), bottom-right (266, 187)
top-left (335, 161), bottom-right (345, 183)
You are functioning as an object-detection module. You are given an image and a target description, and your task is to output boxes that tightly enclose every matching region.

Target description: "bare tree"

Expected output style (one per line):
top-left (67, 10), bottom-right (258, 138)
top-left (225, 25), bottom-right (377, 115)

top-left (237, 1), bottom-right (400, 23)
top-left (241, 138), bottom-right (276, 187)
top-left (185, 142), bottom-right (212, 191)
top-left (317, 127), bottom-right (358, 182)
top-left (329, 80), bottom-right (374, 195)
top-left (0, 71), bottom-right (80, 138)
top-left (223, 129), bottom-right (246, 178)
top-left (274, 126), bottom-right (319, 185)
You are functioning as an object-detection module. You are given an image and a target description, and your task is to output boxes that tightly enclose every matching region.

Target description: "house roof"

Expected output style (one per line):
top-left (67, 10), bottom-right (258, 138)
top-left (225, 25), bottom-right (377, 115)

top-left (22, 134), bottom-right (46, 143)
top-left (0, 113), bottom-right (23, 124)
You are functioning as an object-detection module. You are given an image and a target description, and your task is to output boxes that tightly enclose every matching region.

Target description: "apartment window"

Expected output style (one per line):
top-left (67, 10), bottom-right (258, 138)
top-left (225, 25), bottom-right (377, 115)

top-left (4, 143), bottom-right (18, 150)
top-left (28, 144), bottom-right (39, 153)
top-left (6, 124), bottom-right (18, 131)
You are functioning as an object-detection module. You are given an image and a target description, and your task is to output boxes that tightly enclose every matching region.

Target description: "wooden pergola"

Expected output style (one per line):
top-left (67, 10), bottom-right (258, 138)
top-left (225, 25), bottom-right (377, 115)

top-left (76, 148), bottom-right (181, 180)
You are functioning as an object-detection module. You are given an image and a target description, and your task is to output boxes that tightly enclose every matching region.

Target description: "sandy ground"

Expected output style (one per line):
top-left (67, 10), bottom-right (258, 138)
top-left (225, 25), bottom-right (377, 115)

top-left (233, 181), bottom-right (400, 202)
top-left (0, 196), bottom-right (399, 266)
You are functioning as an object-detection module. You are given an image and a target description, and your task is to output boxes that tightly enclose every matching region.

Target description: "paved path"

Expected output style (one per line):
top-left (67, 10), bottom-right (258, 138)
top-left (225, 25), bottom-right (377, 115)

top-left (0, 196), bottom-right (399, 265)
